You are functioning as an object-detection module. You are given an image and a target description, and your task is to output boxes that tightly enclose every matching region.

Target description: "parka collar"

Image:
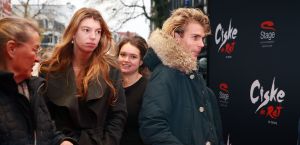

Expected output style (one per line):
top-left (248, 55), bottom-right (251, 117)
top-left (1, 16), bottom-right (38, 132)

top-left (0, 71), bottom-right (45, 94)
top-left (46, 66), bottom-right (106, 108)
top-left (146, 29), bottom-right (198, 74)
top-left (0, 71), bottom-right (18, 94)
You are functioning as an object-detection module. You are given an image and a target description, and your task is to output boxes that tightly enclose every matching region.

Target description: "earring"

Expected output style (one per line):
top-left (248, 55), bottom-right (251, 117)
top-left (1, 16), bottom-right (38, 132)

top-left (71, 40), bottom-right (74, 44)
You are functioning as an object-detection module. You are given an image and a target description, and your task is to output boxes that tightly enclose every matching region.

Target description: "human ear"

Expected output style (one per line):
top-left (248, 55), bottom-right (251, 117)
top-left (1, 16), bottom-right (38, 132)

top-left (139, 60), bottom-right (143, 66)
top-left (174, 32), bottom-right (181, 43)
top-left (5, 40), bottom-right (17, 59)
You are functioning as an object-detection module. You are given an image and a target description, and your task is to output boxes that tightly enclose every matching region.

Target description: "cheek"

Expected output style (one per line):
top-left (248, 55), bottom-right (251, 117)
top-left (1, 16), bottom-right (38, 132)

top-left (187, 41), bottom-right (197, 49)
top-left (96, 35), bottom-right (101, 43)
top-left (180, 42), bottom-right (190, 51)
top-left (117, 56), bottom-right (125, 63)
top-left (26, 53), bottom-right (37, 63)
top-left (186, 40), bottom-right (195, 46)
top-left (133, 60), bottom-right (142, 67)
top-left (75, 34), bottom-right (86, 44)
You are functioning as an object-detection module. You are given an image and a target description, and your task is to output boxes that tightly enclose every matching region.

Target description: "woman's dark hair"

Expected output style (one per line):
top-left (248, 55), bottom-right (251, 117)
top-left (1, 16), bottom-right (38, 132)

top-left (117, 35), bottom-right (147, 58)
top-left (117, 35), bottom-right (149, 75)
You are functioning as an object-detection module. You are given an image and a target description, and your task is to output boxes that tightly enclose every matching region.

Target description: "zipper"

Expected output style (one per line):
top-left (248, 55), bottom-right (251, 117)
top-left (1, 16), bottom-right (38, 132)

top-left (34, 130), bottom-right (37, 145)
top-left (33, 81), bottom-right (45, 145)
top-left (36, 83), bottom-right (45, 97)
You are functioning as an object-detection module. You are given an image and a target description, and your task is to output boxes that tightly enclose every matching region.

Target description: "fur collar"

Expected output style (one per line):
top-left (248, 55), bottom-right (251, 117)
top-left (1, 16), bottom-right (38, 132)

top-left (147, 29), bottom-right (197, 74)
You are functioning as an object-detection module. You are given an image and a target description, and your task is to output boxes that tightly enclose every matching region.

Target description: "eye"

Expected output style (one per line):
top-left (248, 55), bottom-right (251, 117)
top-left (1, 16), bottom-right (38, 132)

top-left (193, 36), bottom-right (199, 40)
top-left (130, 55), bottom-right (138, 59)
top-left (34, 46), bottom-right (42, 55)
top-left (119, 53), bottom-right (126, 57)
top-left (96, 30), bottom-right (102, 34)
top-left (83, 28), bottom-right (89, 32)
top-left (193, 35), bottom-right (204, 41)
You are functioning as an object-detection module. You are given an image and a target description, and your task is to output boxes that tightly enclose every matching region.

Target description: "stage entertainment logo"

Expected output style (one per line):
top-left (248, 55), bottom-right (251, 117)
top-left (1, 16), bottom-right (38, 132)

top-left (250, 77), bottom-right (285, 125)
top-left (259, 20), bottom-right (276, 48)
top-left (214, 19), bottom-right (238, 59)
top-left (218, 83), bottom-right (230, 107)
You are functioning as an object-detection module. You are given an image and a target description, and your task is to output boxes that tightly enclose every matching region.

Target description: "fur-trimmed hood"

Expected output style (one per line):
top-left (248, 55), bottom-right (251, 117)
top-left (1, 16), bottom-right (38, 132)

top-left (145, 29), bottom-right (197, 74)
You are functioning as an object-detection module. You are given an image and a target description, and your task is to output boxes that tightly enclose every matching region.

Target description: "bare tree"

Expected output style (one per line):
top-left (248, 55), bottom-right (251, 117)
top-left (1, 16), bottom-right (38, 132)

top-left (85, 0), bottom-right (169, 32)
top-left (12, 0), bottom-right (55, 18)
top-left (115, 0), bottom-right (150, 31)
top-left (12, 0), bottom-right (73, 30)
top-left (118, 0), bottom-right (171, 29)
top-left (150, 0), bottom-right (170, 28)
top-left (84, 0), bottom-right (149, 32)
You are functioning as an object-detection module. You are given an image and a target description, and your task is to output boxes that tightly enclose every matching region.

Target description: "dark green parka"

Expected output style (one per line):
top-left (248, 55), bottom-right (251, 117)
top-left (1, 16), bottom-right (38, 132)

top-left (139, 30), bottom-right (224, 145)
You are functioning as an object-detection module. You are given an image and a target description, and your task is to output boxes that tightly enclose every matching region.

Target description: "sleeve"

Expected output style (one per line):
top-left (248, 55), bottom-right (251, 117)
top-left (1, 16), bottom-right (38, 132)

top-left (103, 68), bottom-right (128, 145)
top-left (139, 67), bottom-right (184, 145)
top-left (36, 81), bottom-right (78, 145)
top-left (51, 132), bottom-right (78, 145)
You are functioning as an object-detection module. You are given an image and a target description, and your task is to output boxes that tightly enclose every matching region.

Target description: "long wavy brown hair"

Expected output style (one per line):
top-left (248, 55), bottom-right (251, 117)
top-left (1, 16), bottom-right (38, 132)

top-left (40, 7), bottom-right (118, 105)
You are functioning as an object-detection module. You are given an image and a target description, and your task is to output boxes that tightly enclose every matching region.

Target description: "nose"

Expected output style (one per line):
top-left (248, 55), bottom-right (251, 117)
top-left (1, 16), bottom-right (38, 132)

top-left (35, 55), bottom-right (40, 63)
top-left (90, 32), bottom-right (96, 39)
top-left (198, 39), bottom-right (205, 48)
top-left (123, 56), bottom-right (130, 62)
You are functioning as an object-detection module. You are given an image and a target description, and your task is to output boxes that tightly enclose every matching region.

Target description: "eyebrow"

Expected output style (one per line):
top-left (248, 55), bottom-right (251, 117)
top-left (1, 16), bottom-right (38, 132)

top-left (191, 34), bottom-right (203, 37)
top-left (80, 26), bottom-right (102, 30)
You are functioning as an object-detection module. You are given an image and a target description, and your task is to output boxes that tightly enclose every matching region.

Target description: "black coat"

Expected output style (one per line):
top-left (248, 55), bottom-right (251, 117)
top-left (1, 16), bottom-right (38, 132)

top-left (43, 66), bottom-right (127, 145)
top-left (0, 71), bottom-right (76, 145)
top-left (120, 77), bottom-right (148, 145)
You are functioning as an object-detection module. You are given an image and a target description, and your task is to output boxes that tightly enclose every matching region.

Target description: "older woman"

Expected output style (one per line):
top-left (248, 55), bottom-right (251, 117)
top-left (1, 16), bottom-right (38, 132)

top-left (0, 17), bottom-right (76, 145)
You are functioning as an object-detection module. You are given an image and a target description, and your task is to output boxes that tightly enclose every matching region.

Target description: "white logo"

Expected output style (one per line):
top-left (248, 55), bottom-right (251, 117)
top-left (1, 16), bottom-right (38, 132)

top-left (259, 21), bottom-right (276, 48)
top-left (260, 31), bottom-right (275, 40)
top-left (219, 91), bottom-right (230, 107)
top-left (250, 77), bottom-right (285, 113)
top-left (215, 19), bottom-right (238, 52)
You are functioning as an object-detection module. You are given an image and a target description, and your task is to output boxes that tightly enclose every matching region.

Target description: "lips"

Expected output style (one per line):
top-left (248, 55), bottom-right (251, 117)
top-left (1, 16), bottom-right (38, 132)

top-left (120, 64), bottom-right (131, 68)
top-left (86, 43), bottom-right (96, 47)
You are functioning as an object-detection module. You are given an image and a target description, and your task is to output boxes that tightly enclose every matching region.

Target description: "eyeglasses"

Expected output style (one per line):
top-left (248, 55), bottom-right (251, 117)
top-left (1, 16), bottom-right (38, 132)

top-left (17, 41), bottom-right (42, 56)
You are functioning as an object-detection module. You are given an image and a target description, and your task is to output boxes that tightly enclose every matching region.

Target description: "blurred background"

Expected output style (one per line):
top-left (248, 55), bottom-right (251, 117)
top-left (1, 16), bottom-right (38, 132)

top-left (1, 0), bottom-right (208, 77)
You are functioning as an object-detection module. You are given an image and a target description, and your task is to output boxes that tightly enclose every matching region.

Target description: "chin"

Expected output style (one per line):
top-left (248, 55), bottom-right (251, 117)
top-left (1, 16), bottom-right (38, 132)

top-left (27, 71), bottom-right (33, 77)
top-left (191, 54), bottom-right (198, 59)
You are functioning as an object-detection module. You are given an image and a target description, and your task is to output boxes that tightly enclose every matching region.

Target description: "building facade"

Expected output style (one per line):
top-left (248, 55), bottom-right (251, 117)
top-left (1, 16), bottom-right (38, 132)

top-left (12, 3), bottom-right (75, 49)
top-left (0, 0), bottom-right (12, 18)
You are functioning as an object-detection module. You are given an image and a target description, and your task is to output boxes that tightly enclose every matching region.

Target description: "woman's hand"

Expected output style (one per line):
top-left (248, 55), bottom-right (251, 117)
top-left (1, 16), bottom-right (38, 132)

top-left (60, 141), bottom-right (74, 145)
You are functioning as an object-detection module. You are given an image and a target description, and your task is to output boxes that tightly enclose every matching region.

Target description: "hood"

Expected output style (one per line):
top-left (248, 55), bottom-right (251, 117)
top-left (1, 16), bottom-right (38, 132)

top-left (146, 29), bottom-right (197, 74)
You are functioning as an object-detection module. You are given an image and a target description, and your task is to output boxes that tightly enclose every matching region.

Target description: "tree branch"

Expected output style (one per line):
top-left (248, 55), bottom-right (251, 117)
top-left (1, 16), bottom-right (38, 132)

top-left (113, 13), bottom-right (144, 32)
top-left (120, 0), bottom-right (143, 8)
top-left (119, 0), bottom-right (152, 21)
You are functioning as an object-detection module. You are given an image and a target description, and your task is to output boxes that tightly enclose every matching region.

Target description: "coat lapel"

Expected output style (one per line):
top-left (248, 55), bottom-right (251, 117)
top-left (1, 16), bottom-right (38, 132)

top-left (47, 66), bottom-right (106, 107)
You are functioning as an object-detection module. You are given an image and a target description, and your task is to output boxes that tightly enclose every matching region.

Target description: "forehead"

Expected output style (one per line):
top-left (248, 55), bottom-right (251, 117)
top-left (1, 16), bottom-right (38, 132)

top-left (79, 18), bottom-right (101, 28)
top-left (183, 21), bottom-right (205, 36)
top-left (26, 31), bottom-right (41, 45)
top-left (120, 43), bottom-right (140, 54)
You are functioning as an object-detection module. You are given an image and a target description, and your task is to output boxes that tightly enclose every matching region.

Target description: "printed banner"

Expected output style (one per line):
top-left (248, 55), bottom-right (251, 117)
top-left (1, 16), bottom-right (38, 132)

top-left (207, 0), bottom-right (300, 144)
